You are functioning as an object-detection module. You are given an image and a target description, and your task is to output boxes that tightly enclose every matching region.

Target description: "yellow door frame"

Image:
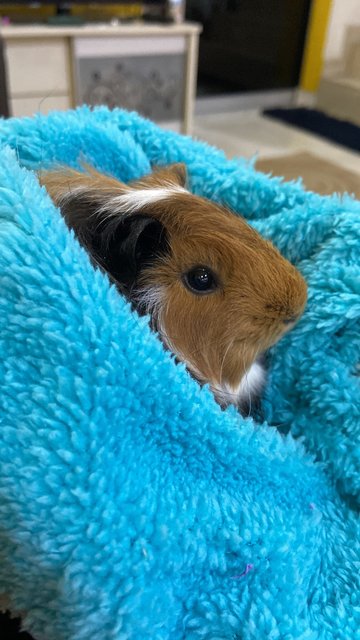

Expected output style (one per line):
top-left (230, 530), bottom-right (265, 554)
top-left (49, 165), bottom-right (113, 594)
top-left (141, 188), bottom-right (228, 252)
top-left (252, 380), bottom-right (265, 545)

top-left (300, 0), bottom-right (333, 92)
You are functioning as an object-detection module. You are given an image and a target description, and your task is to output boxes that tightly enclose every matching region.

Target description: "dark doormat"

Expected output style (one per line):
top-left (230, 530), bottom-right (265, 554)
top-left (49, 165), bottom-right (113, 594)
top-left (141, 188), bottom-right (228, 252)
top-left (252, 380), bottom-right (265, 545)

top-left (263, 107), bottom-right (360, 153)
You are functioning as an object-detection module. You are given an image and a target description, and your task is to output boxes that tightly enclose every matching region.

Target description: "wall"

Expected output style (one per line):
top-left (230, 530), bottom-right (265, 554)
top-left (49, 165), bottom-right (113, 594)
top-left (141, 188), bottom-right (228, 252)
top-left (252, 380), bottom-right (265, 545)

top-left (324, 0), bottom-right (360, 60)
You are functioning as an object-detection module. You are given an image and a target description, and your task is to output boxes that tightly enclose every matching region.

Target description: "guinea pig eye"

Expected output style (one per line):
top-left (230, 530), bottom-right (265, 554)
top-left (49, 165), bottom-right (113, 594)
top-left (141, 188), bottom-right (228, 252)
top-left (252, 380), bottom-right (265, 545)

top-left (182, 266), bottom-right (218, 294)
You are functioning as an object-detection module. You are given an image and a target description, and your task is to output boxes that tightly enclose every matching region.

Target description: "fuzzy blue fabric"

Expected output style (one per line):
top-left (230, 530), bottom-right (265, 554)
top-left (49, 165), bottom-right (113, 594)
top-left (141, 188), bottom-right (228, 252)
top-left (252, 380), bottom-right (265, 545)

top-left (0, 107), bottom-right (359, 640)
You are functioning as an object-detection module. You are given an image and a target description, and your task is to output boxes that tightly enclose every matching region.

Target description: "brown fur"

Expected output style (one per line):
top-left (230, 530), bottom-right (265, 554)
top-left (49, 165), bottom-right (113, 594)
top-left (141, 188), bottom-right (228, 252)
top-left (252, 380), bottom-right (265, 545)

top-left (39, 164), bottom-right (307, 406)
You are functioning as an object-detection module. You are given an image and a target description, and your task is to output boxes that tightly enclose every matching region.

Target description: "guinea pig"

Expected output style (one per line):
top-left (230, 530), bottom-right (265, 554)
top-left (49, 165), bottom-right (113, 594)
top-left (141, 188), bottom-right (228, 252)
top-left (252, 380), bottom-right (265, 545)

top-left (39, 163), bottom-right (307, 415)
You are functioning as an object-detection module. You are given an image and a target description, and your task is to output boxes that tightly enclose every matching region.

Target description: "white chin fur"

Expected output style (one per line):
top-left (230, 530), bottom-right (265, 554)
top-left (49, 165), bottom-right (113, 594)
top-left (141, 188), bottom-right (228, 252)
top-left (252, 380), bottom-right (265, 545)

top-left (213, 360), bottom-right (266, 409)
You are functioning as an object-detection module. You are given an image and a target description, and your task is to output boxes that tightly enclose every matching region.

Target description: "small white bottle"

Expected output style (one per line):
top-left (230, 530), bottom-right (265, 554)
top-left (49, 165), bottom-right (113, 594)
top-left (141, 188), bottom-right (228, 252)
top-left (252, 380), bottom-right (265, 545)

top-left (167, 0), bottom-right (186, 23)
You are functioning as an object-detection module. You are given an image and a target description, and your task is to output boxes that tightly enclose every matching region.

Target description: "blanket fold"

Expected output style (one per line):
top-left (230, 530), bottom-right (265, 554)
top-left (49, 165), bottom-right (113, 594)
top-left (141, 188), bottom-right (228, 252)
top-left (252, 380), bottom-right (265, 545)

top-left (0, 107), bottom-right (359, 640)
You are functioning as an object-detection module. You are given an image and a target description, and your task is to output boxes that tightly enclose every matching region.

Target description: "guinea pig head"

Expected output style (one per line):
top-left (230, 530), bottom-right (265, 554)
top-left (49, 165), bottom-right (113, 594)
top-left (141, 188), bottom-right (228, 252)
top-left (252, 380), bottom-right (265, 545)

top-left (40, 164), bottom-right (307, 410)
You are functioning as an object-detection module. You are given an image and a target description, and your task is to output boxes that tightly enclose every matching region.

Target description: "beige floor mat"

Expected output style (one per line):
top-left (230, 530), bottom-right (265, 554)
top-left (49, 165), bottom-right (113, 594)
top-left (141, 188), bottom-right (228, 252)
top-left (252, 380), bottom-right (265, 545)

top-left (256, 151), bottom-right (360, 198)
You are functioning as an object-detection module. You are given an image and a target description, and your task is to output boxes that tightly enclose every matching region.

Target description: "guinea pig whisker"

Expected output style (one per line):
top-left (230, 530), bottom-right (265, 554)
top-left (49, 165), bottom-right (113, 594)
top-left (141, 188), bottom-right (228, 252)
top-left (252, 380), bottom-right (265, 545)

top-left (185, 339), bottom-right (227, 360)
top-left (219, 339), bottom-right (235, 387)
top-left (155, 326), bottom-right (221, 359)
top-left (237, 350), bottom-right (253, 417)
top-left (155, 326), bottom-right (227, 383)
top-left (243, 367), bottom-right (252, 417)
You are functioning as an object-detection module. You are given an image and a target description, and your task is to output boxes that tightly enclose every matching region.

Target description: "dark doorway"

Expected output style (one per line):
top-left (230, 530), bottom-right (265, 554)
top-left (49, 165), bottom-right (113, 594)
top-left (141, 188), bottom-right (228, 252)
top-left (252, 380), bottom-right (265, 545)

top-left (186, 0), bottom-right (312, 96)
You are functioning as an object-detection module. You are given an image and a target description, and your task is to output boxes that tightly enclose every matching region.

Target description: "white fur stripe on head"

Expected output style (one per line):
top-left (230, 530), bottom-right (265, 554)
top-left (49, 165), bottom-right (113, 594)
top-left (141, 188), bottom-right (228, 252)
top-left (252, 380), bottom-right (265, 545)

top-left (99, 185), bottom-right (189, 215)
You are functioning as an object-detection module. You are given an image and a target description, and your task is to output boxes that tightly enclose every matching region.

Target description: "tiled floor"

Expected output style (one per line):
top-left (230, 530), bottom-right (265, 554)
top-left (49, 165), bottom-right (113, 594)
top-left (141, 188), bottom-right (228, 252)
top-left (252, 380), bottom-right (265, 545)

top-left (193, 109), bottom-right (360, 176)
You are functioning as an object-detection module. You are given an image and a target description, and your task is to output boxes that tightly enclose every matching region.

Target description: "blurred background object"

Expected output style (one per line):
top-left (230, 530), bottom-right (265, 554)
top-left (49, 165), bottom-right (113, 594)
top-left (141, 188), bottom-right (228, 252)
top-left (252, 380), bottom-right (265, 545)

top-left (0, 1), bottom-right (359, 191)
top-left (0, 34), bottom-right (10, 116)
top-left (187, 0), bottom-right (311, 100)
top-left (317, 20), bottom-right (360, 126)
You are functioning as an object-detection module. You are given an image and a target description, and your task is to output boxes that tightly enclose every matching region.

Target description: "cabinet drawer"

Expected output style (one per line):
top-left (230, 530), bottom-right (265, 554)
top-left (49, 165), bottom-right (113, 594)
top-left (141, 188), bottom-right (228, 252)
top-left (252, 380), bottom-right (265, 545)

top-left (6, 38), bottom-right (70, 96)
top-left (10, 95), bottom-right (71, 117)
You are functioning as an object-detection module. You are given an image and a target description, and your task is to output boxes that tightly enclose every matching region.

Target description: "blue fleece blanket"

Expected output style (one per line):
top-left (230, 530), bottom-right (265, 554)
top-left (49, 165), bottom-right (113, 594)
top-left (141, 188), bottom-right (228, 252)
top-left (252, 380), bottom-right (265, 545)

top-left (0, 107), bottom-right (359, 640)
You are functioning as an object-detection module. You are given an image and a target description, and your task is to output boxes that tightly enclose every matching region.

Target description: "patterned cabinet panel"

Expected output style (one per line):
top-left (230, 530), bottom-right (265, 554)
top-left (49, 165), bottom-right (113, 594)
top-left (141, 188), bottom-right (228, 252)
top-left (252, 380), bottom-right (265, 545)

top-left (74, 36), bottom-right (186, 123)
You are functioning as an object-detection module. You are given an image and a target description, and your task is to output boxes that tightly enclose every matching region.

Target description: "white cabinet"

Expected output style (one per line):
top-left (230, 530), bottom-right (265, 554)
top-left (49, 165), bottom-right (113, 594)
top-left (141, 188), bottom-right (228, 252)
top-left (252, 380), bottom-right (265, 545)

top-left (1, 22), bottom-right (201, 133)
top-left (10, 95), bottom-right (72, 118)
top-left (6, 38), bottom-right (70, 95)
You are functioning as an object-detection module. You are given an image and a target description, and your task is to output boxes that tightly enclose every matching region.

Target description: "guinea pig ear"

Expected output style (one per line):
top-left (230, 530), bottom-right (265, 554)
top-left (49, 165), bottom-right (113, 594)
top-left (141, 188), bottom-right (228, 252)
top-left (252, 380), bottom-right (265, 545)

top-left (39, 168), bottom-right (169, 296)
top-left (96, 214), bottom-right (168, 295)
top-left (150, 162), bottom-right (188, 188)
